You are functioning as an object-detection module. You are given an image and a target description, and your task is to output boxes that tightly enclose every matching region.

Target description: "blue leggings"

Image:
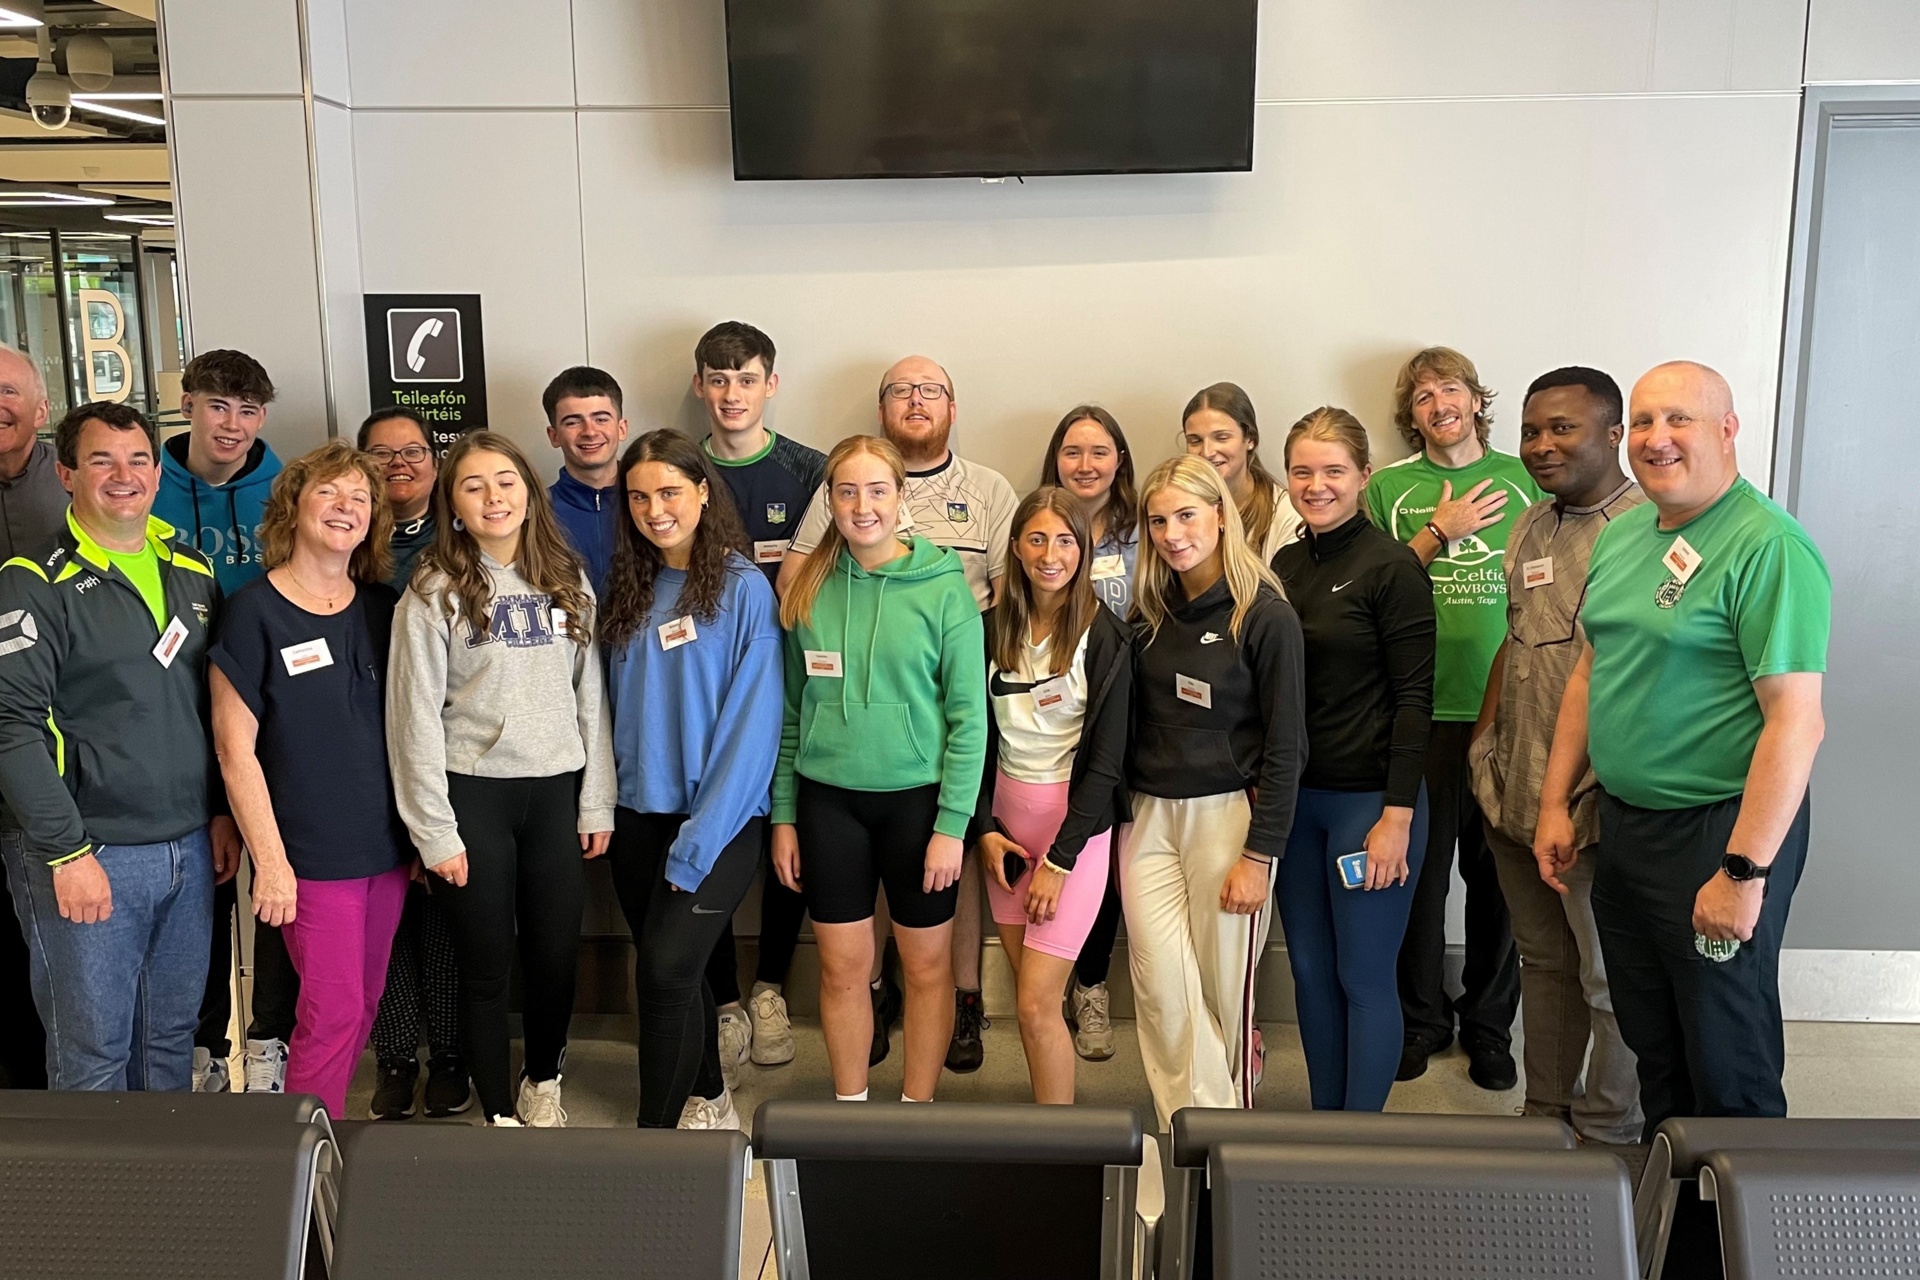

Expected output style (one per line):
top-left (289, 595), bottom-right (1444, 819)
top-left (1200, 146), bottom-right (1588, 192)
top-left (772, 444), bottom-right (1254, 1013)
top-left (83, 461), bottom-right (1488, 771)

top-left (1277, 786), bottom-right (1430, 1111)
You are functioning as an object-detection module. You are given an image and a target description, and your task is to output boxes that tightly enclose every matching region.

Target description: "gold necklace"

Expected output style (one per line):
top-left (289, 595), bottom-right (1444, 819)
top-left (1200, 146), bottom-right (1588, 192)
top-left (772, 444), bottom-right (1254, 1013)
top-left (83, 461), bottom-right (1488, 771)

top-left (285, 568), bottom-right (349, 610)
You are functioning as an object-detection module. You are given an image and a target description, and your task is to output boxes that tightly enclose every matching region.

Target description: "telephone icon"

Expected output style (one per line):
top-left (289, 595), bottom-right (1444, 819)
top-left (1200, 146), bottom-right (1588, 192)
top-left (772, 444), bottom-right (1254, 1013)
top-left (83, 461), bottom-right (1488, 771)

top-left (406, 317), bottom-right (444, 373)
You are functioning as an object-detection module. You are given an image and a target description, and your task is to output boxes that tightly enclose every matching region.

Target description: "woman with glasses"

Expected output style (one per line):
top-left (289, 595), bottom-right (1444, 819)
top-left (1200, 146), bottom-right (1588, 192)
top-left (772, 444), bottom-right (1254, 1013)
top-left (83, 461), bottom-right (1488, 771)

top-left (358, 409), bottom-right (439, 591)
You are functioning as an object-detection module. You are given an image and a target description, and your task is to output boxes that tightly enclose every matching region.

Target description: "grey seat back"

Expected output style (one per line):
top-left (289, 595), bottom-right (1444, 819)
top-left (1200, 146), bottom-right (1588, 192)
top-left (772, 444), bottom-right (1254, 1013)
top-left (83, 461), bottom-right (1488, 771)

top-left (1210, 1141), bottom-right (1636, 1280)
top-left (0, 1115), bottom-right (325, 1280)
top-left (330, 1124), bottom-right (747, 1280)
top-left (753, 1101), bottom-right (1144, 1280)
top-left (1701, 1148), bottom-right (1920, 1280)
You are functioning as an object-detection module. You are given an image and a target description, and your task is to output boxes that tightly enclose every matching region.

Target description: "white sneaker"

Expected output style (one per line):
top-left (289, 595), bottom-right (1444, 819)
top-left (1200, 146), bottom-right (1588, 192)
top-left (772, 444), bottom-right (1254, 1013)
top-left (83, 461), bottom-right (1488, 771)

top-left (516, 1074), bottom-right (568, 1128)
top-left (192, 1047), bottom-right (231, 1093)
top-left (242, 1038), bottom-right (286, 1093)
top-left (1069, 982), bottom-right (1116, 1062)
top-left (677, 1089), bottom-right (741, 1131)
top-left (717, 1007), bottom-right (753, 1090)
top-left (748, 986), bottom-right (796, 1065)
top-left (489, 1116), bottom-right (523, 1128)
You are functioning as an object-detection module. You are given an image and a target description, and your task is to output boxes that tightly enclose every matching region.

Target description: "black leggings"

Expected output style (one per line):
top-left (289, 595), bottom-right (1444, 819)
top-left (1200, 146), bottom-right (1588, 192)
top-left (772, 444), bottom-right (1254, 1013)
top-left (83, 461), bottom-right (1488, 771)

top-left (439, 771), bottom-right (587, 1120)
top-left (610, 810), bottom-right (763, 1127)
top-left (1075, 875), bottom-right (1125, 988)
top-left (370, 882), bottom-right (463, 1065)
top-left (196, 880), bottom-right (298, 1053)
top-left (702, 825), bottom-right (808, 1000)
top-left (796, 778), bottom-right (954, 929)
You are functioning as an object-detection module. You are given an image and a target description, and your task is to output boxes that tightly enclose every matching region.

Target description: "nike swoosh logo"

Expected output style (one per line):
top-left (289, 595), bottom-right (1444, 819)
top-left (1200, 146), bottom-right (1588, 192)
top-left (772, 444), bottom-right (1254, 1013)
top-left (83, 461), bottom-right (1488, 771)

top-left (1330, 581), bottom-right (1353, 592)
top-left (690, 904), bottom-right (728, 915)
top-left (1200, 632), bottom-right (1224, 644)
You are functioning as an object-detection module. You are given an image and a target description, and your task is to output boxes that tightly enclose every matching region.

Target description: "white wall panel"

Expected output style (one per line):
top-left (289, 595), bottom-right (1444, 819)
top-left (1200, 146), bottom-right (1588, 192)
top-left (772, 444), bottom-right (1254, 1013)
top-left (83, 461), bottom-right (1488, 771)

top-left (343, 0), bottom-right (577, 108)
top-left (352, 110), bottom-right (587, 449)
top-left (313, 102), bottom-right (367, 431)
top-left (573, 0), bottom-right (729, 108)
top-left (161, 0), bottom-right (302, 98)
top-left (170, 98), bottom-right (331, 454)
top-left (305, 0), bottom-right (354, 106)
top-left (1806, 0), bottom-right (1920, 81)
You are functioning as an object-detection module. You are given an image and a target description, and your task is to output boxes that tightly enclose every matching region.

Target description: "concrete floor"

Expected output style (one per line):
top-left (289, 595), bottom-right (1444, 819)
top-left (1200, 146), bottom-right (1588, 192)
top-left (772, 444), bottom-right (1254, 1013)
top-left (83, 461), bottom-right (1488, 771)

top-left (336, 1014), bottom-right (1920, 1279)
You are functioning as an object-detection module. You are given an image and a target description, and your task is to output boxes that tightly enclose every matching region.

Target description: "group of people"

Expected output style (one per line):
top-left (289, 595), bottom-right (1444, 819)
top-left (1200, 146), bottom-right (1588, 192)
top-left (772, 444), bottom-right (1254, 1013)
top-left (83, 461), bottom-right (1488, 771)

top-left (0, 325), bottom-right (1828, 1142)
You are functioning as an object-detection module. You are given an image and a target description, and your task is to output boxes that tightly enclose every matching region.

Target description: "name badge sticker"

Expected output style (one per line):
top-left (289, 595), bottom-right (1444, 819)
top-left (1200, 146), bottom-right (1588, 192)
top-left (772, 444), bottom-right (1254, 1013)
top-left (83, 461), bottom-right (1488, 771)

top-left (1091, 553), bottom-right (1126, 581)
top-left (153, 616), bottom-right (189, 669)
top-left (1522, 557), bottom-right (1554, 590)
top-left (279, 637), bottom-right (334, 676)
top-left (753, 539), bottom-right (789, 565)
top-left (550, 608), bottom-right (570, 638)
top-left (1175, 673), bottom-right (1212, 709)
top-left (1031, 675), bottom-right (1071, 717)
top-left (805, 649), bottom-right (844, 678)
top-left (658, 616), bottom-right (698, 651)
top-left (1662, 536), bottom-right (1702, 585)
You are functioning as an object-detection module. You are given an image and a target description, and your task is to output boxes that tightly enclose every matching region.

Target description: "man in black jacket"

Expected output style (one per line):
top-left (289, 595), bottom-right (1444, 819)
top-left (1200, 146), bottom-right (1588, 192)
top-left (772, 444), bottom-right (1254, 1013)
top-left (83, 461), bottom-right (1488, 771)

top-left (0, 403), bottom-right (241, 1091)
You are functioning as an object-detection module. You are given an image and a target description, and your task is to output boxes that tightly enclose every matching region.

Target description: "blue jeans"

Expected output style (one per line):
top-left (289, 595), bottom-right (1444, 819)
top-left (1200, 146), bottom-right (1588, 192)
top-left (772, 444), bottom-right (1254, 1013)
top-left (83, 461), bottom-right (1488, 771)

top-left (1277, 786), bottom-right (1429, 1112)
top-left (1, 827), bottom-right (214, 1091)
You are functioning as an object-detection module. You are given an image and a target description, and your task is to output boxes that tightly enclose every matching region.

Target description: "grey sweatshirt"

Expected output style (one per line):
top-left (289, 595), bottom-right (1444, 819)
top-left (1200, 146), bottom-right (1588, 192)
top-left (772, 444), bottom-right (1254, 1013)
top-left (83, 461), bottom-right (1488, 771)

top-left (387, 553), bottom-right (616, 867)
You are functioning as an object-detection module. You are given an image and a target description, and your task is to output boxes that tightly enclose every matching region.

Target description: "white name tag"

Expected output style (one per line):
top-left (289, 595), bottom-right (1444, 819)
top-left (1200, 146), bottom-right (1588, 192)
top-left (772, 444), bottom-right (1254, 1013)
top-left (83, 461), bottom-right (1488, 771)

top-left (805, 649), bottom-right (844, 678)
top-left (658, 616), bottom-right (697, 651)
top-left (153, 616), bottom-right (189, 669)
top-left (1031, 675), bottom-right (1071, 716)
top-left (1091, 553), bottom-right (1126, 581)
top-left (1522, 557), bottom-right (1554, 589)
top-left (753, 539), bottom-right (788, 565)
top-left (551, 608), bottom-right (570, 638)
top-left (1176, 673), bottom-right (1212, 709)
top-left (279, 637), bottom-right (334, 676)
top-left (1662, 536), bottom-right (1702, 585)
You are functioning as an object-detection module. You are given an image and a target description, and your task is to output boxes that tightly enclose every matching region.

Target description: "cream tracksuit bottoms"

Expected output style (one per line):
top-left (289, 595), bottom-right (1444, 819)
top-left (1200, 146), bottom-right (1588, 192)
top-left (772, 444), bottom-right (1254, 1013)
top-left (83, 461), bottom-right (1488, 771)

top-left (1120, 790), bottom-right (1272, 1129)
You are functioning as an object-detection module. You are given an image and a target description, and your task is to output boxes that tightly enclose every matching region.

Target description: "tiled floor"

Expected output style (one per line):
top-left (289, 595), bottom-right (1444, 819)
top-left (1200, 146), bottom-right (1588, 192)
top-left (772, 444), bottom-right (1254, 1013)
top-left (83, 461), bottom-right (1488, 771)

top-left (337, 1015), bottom-right (1920, 1279)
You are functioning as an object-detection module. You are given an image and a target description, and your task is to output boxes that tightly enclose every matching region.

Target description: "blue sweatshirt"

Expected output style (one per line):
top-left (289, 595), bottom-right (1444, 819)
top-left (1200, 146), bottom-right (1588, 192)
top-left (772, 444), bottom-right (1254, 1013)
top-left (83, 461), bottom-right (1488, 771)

top-left (155, 435), bottom-right (283, 595)
top-left (605, 552), bottom-right (783, 891)
top-left (550, 469), bottom-right (621, 594)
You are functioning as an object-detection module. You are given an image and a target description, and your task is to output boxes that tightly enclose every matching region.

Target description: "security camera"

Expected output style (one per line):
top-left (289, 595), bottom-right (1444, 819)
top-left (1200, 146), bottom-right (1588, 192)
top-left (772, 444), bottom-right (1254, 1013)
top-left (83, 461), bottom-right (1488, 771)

top-left (26, 62), bottom-right (72, 132)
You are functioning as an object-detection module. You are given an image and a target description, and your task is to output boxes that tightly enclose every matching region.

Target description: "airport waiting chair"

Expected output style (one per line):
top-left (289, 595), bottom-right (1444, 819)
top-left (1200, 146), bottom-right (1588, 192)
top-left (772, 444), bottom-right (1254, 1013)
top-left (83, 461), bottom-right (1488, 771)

top-left (328, 1122), bottom-right (748, 1280)
top-left (1209, 1140), bottom-right (1636, 1280)
top-left (0, 1114), bottom-right (328, 1280)
top-left (753, 1100), bottom-right (1145, 1280)
top-left (1699, 1147), bottom-right (1920, 1280)
top-left (1634, 1116), bottom-right (1920, 1280)
top-left (1161, 1109), bottom-right (1577, 1280)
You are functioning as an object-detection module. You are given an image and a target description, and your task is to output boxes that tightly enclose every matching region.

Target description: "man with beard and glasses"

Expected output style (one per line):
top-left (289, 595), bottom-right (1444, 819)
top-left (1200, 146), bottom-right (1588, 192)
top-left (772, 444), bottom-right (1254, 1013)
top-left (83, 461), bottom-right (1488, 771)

top-left (779, 355), bottom-right (1017, 1074)
top-left (543, 366), bottom-right (632, 594)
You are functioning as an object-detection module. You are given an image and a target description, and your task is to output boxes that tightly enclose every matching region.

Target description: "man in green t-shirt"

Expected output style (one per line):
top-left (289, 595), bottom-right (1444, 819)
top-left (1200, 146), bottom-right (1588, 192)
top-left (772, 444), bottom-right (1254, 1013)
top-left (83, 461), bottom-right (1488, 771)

top-left (1536, 362), bottom-right (1829, 1138)
top-left (1367, 347), bottom-right (1540, 1091)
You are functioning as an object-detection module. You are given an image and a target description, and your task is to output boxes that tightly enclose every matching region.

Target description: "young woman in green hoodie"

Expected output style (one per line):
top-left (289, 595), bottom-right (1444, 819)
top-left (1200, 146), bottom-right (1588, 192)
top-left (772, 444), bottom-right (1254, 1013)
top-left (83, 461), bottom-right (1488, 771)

top-left (770, 435), bottom-right (987, 1104)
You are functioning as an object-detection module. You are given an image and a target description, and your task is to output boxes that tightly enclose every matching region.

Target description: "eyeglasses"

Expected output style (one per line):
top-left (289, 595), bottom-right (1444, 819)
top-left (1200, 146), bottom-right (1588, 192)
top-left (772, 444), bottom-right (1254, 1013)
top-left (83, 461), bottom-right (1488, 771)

top-left (881, 382), bottom-right (951, 402)
top-left (365, 445), bottom-right (432, 464)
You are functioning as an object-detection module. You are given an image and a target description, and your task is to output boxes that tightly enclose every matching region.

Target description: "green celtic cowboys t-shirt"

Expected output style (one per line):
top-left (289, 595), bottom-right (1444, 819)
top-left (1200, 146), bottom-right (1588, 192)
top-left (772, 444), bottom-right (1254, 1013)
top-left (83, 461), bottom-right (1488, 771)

top-left (1365, 449), bottom-right (1543, 720)
top-left (1582, 477), bottom-right (1829, 810)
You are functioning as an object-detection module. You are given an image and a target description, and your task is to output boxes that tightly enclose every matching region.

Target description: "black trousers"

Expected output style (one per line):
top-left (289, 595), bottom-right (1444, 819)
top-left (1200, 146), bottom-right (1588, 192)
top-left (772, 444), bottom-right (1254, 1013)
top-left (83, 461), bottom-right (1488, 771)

top-left (195, 878), bottom-right (299, 1055)
top-left (1075, 872), bottom-right (1125, 988)
top-left (439, 771), bottom-right (587, 1121)
top-left (1396, 720), bottom-right (1520, 1049)
top-left (611, 810), bottom-right (763, 1127)
top-left (0, 870), bottom-right (44, 1087)
top-left (369, 881), bottom-right (464, 1065)
top-left (1594, 790), bottom-right (1809, 1141)
top-left (700, 823), bottom-right (809, 1000)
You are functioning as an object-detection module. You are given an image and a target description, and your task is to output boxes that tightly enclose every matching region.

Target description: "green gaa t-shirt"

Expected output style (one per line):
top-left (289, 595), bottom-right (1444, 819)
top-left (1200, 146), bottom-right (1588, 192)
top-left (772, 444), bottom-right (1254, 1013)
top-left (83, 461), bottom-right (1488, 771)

top-left (1365, 448), bottom-right (1543, 720)
top-left (1582, 477), bottom-right (1830, 810)
top-left (106, 544), bottom-right (166, 631)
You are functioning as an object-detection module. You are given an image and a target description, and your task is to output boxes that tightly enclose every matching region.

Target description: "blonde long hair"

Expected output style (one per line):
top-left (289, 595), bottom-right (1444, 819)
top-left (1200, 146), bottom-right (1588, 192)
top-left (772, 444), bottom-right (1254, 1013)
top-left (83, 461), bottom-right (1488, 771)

top-left (1134, 455), bottom-right (1281, 643)
top-left (779, 435), bottom-right (908, 630)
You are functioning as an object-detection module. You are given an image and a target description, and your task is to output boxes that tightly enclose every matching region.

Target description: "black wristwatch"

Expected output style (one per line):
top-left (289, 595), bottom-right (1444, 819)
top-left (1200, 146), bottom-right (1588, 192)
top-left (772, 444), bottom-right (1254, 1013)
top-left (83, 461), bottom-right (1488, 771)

top-left (1721, 853), bottom-right (1773, 882)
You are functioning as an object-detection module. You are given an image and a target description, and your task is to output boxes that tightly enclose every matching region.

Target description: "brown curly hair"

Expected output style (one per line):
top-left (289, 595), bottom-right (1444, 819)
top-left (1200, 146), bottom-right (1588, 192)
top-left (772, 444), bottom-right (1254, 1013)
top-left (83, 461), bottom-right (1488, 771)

top-left (258, 440), bottom-right (394, 584)
top-left (1392, 347), bottom-right (1495, 452)
top-left (598, 429), bottom-right (750, 652)
top-left (419, 431), bottom-right (592, 641)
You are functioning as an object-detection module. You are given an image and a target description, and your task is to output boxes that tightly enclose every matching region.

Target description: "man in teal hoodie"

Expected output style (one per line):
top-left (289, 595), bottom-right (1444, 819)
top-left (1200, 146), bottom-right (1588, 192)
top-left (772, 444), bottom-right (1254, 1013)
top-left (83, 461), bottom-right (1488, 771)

top-left (152, 348), bottom-right (294, 1096)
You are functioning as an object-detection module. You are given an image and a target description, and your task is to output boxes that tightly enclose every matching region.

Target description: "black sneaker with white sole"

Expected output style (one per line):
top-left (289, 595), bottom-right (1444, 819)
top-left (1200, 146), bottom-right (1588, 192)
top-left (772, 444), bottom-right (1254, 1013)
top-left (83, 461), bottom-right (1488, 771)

top-left (424, 1054), bottom-right (474, 1117)
top-left (370, 1059), bottom-right (418, 1121)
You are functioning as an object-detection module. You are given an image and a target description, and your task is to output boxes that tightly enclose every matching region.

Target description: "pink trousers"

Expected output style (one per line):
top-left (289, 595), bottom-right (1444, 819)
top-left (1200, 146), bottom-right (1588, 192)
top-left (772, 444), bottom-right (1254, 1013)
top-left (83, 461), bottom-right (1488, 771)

top-left (280, 867), bottom-right (410, 1115)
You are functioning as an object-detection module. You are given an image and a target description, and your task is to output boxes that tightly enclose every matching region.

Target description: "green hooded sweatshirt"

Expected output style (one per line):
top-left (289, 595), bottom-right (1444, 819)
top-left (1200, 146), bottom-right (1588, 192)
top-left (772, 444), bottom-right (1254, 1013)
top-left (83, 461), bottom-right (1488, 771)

top-left (772, 535), bottom-right (986, 839)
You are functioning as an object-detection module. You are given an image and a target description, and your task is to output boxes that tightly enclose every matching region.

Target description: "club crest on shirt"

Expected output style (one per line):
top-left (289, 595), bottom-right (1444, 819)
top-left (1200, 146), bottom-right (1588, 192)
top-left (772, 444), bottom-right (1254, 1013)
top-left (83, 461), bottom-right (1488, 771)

top-left (766, 503), bottom-right (787, 525)
top-left (190, 602), bottom-right (210, 626)
top-left (1655, 577), bottom-right (1687, 610)
top-left (947, 501), bottom-right (971, 523)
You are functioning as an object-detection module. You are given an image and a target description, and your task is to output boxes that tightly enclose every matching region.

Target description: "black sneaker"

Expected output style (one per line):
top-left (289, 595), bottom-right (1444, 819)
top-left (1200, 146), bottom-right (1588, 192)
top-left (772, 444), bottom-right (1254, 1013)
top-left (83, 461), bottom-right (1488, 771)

top-left (370, 1059), bottom-right (418, 1121)
top-left (869, 975), bottom-right (902, 1068)
top-left (1395, 1030), bottom-right (1453, 1082)
top-left (945, 989), bottom-right (987, 1074)
top-left (423, 1054), bottom-right (474, 1117)
top-left (1465, 1039), bottom-right (1518, 1092)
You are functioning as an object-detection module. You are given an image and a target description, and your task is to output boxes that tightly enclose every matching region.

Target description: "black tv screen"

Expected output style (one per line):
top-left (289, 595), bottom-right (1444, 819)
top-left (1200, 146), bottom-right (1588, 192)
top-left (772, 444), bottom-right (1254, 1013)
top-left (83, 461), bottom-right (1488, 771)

top-left (724, 0), bottom-right (1258, 180)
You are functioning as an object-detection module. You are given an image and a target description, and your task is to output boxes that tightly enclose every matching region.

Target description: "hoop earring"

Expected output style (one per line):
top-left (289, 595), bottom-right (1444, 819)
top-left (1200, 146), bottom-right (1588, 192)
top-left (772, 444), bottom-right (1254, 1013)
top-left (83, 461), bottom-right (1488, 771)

top-left (453, 517), bottom-right (465, 532)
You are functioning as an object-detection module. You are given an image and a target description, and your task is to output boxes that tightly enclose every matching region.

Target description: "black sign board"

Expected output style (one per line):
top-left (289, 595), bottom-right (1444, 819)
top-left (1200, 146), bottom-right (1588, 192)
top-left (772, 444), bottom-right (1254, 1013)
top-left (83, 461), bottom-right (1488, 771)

top-left (363, 293), bottom-right (488, 451)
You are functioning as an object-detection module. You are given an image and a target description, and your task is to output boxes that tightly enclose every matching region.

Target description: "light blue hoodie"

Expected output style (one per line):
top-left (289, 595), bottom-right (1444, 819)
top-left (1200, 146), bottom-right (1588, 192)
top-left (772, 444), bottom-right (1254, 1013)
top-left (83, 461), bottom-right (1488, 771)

top-left (154, 434), bottom-right (283, 595)
top-left (605, 552), bottom-right (783, 891)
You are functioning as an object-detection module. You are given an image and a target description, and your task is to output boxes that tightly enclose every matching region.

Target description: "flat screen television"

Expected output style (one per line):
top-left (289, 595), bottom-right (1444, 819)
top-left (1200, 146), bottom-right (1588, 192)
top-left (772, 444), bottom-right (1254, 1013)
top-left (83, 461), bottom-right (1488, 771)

top-left (723, 0), bottom-right (1258, 180)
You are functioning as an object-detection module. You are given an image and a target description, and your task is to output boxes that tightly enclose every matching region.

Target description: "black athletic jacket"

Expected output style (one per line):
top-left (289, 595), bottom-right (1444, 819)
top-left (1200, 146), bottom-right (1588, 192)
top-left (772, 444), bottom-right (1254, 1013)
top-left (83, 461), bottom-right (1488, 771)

top-left (1272, 513), bottom-right (1434, 807)
top-left (969, 606), bottom-right (1131, 872)
top-left (1129, 577), bottom-right (1306, 859)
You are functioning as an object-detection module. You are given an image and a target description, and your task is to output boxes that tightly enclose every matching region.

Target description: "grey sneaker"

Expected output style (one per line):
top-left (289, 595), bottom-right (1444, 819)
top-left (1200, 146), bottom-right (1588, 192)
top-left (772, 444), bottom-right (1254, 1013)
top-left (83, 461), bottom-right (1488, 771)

top-left (747, 986), bottom-right (795, 1065)
top-left (717, 1007), bottom-right (753, 1090)
top-left (192, 1047), bottom-right (231, 1093)
top-left (515, 1074), bottom-right (568, 1128)
top-left (1070, 982), bottom-right (1116, 1061)
top-left (242, 1038), bottom-right (287, 1093)
top-left (678, 1089), bottom-right (742, 1131)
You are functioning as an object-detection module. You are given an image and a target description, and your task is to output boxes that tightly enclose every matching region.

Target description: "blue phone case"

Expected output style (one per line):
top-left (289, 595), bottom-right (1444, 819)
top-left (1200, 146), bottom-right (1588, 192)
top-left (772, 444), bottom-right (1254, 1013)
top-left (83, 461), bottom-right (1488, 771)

top-left (1336, 851), bottom-right (1368, 889)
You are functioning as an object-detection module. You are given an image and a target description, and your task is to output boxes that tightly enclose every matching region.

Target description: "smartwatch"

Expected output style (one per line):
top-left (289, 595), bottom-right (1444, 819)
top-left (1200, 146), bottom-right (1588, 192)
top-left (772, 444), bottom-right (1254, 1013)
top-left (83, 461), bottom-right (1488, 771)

top-left (1720, 853), bottom-right (1773, 882)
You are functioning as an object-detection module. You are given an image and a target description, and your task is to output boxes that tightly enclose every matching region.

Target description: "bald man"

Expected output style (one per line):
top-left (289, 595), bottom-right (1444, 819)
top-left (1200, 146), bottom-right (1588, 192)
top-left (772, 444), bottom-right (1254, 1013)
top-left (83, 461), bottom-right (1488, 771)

top-left (778, 355), bottom-right (1018, 1075)
top-left (1535, 362), bottom-right (1829, 1136)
